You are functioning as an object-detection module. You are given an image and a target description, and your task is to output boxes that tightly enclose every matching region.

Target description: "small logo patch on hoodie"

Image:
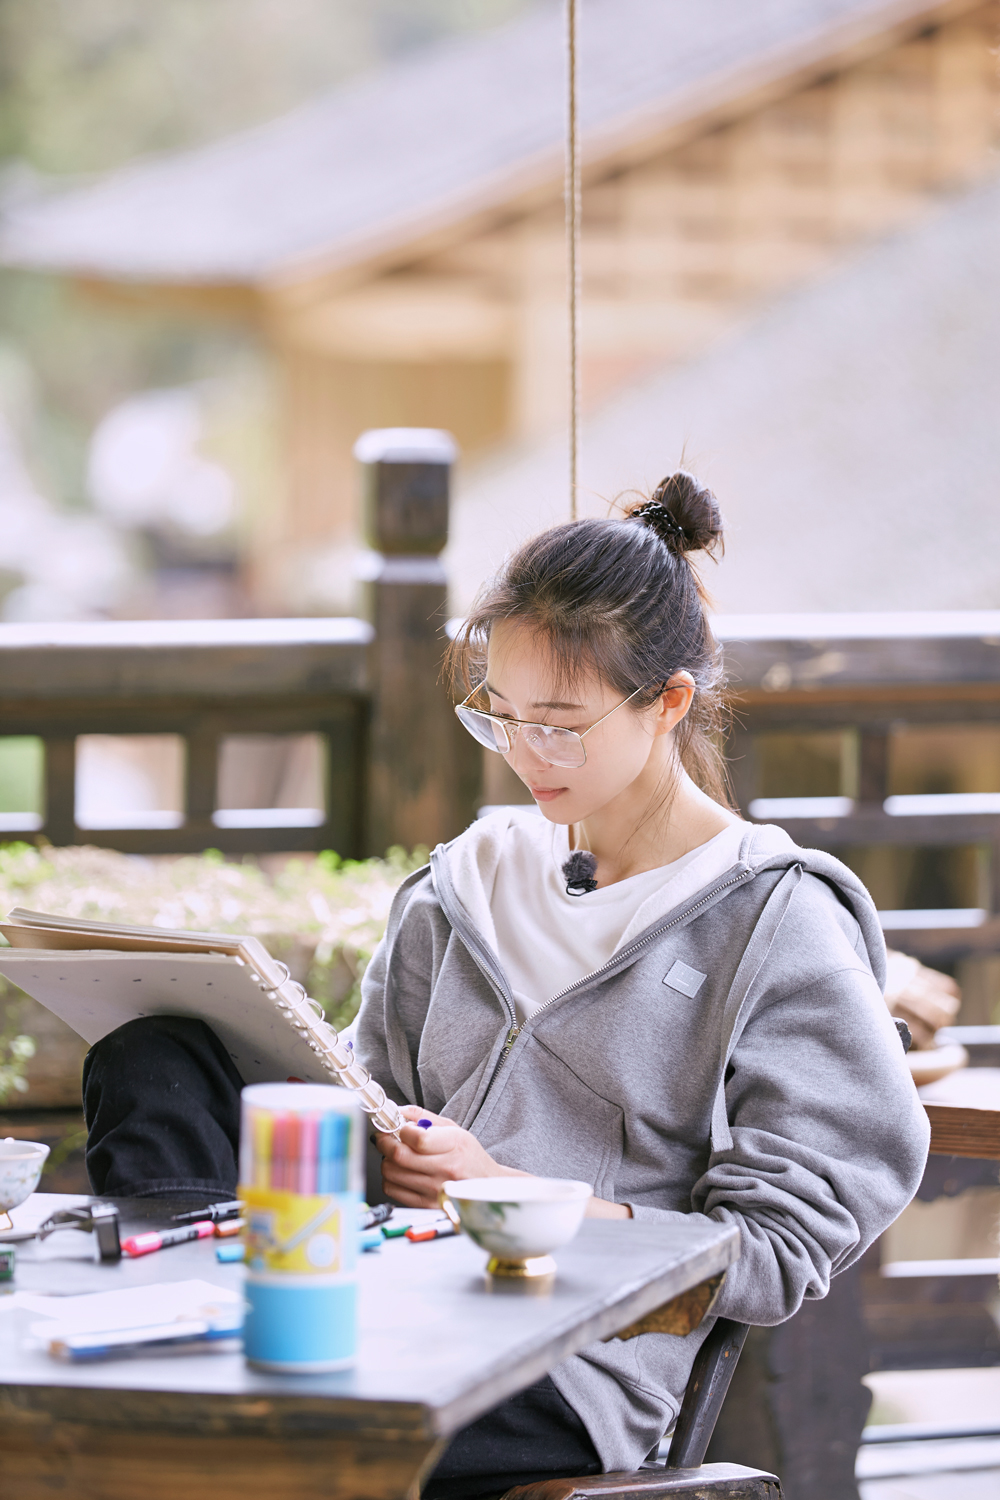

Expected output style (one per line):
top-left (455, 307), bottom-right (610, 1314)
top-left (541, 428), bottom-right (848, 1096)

top-left (663, 960), bottom-right (707, 998)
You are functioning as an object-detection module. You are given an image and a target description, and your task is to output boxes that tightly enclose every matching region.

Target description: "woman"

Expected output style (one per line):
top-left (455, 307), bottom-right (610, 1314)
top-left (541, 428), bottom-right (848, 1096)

top-left (353, 474), bottom-right (928, 1492)
top-left (83, 473), bottom-right (928, 1497)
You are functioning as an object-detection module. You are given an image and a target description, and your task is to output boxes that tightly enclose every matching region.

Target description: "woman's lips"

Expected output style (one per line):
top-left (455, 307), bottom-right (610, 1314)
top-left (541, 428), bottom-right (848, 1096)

top-left (531, 786), bottom-right (566, 803)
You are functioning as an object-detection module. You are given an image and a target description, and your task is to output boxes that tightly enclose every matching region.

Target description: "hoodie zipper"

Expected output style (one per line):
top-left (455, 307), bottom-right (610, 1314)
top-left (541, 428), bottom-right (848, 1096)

top-left (476, 866), bottom-right (753, 1111)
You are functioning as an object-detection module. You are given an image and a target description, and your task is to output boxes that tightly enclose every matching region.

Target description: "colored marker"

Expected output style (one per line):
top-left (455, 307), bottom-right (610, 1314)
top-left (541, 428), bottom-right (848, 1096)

top-left (318, 1112), bottom-right (349, 1193)
top-left (216, 1242), bottom-right (246, 1264)
top-left (214, 1218), bottom-right (244, 1238)
top-left (405, 1222), bottom-right (458, 1243)
top-left (284, 1113), bottom-right (301, 1192)
top-left (172, 1200), bottom-right (243, 1225)
top-left (252, 1110), bottom-right (272, 1190)
top-left (382, 1223), bottom-right (408, 1239)
top-left (122, 1221), bottom-right (214, 1258)
top-left (298, 1113), bottom-right (319, 1195)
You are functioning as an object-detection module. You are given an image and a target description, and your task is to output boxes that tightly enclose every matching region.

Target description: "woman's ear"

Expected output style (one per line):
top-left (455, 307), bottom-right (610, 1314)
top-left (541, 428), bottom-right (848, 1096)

top-left (650, 672), bottom-right (696, 737)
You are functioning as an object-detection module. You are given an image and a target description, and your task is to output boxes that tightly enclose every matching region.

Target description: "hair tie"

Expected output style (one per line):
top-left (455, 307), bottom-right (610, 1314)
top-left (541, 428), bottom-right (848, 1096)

top-left (631, 497), bottom-right (685, 542)
top-left (562, 850), bottom-right (598, 896)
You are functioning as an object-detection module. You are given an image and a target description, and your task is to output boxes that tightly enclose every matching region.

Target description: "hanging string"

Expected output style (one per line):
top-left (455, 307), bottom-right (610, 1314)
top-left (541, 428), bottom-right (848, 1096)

top-left (565, 0), bottom-right (581, 521)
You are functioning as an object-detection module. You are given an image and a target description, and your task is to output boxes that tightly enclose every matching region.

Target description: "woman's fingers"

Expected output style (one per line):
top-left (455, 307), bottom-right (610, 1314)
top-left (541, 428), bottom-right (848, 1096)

top-left (380, 1123), bottom-right (471, 1164)
top-left (381, 1158), bottom-right (451, 1208)
top-left (398, 1104), bottom-right (452, 1127)
top-left (402, 1123), bottom-right (467, 1155)
top-left (373, 1109), bottom-right (455, 1159)
top-left (382, 1161), bottom-right (445, 1194)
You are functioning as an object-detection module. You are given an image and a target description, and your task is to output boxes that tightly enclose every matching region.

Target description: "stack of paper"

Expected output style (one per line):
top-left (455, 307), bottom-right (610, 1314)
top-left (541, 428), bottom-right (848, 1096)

top-left (14, 1279), bottom-right (242, 1361)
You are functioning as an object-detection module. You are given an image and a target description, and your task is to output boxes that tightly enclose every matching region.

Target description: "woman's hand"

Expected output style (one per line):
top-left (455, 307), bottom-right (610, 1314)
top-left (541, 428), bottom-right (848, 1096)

top-left (586, 1196), bottom-right (632, 1220)
top-left (374, 1105), bottom-right (527, 1207)
top-left (375, 1106), bottom-right (632, 1218)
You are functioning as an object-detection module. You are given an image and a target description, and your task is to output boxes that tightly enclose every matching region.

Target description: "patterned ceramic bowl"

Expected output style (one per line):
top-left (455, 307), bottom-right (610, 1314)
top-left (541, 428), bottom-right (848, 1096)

top-left (440, 1176), bottom-right (592, 1278)
top-left (0, 1137), bottom-right (50, 1228)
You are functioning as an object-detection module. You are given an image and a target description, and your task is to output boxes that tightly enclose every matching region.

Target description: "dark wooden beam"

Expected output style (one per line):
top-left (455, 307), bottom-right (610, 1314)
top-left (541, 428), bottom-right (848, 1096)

top-left (750, 811), bottom-right (1000, 848)
top-left (0, 620), bottom-right (371, 701)
top-left (718, 617), bottom-right (1000, 693)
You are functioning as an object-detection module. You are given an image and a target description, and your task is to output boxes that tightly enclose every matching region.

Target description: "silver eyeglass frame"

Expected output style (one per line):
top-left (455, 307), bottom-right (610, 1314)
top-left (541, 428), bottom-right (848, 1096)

top-left (454, 682), bottom-right (650, 768)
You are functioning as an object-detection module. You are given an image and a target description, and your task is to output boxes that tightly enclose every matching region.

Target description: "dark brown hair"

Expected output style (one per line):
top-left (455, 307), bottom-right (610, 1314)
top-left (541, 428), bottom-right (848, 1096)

top-left (448, 471), bottom-right (731, 805)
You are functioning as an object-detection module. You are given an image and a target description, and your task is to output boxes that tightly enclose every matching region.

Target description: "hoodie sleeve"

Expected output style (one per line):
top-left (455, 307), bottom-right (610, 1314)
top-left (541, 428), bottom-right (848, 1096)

top-left (354, 866), bottom-right (445, 1107)
top-left (629, 925), bottom-right (930, 1326)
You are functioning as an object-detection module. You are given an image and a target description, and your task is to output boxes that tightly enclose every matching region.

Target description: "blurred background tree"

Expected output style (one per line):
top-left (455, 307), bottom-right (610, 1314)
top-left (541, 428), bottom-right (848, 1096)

top-left (0, 0), bottom-right (531, 612)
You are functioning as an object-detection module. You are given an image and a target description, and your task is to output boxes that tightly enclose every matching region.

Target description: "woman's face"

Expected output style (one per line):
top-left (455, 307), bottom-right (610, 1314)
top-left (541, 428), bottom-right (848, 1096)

top-left (484, 620), bottom-right (693, 825)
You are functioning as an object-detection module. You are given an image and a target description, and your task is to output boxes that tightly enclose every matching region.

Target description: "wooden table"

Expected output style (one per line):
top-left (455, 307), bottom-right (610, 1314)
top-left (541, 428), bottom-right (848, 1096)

top-left (920, 1067), bottom-right (1000, 1159)
top-left (0, 1194), bottom-right (738, 1500)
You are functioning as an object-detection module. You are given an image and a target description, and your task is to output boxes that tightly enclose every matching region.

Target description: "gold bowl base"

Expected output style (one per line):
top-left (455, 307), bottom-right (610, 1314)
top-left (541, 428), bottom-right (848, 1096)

top-left (486, 1254), bottom-right (557, 1279)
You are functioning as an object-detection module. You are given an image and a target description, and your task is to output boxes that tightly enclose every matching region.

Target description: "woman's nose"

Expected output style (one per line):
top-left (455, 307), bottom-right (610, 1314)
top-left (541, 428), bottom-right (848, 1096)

top-left (507, 725), bottom-right (553, 772)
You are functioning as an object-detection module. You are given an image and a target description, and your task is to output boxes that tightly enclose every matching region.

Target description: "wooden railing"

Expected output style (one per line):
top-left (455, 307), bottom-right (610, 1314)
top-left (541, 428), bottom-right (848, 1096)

top-left (0, 431), bottom-right (480, 859)
top-left (3, 484), bottom-right (1000, 931)
top-left (720, 611), bottom-right (1000, 961)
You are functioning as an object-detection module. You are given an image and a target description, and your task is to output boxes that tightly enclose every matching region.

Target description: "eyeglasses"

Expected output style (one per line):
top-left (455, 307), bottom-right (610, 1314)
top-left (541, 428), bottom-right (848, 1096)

top-left (455, 683), bottom-right (649, 769)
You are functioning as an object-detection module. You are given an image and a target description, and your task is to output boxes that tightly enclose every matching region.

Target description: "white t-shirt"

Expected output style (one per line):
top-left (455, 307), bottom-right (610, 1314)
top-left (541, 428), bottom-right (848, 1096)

top-left (489, 816), bottom-right (748, 1023)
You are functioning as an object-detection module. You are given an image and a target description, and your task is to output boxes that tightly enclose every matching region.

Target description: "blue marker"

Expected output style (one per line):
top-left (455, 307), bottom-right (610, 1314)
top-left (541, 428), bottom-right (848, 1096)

top-left (317, 1111), bottom-right (350, 1192)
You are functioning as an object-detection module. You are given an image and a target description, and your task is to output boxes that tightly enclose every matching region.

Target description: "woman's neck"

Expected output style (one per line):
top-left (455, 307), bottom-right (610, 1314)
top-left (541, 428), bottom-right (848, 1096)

top-left (571, 751), bottom-right (742, 887)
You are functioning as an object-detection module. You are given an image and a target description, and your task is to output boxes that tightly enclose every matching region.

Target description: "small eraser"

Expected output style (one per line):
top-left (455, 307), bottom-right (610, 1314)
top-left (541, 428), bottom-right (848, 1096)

top-left (417, 1118), bottom-right (432, 1129)
top-left (215, 1242), bottom-right (245, 1263)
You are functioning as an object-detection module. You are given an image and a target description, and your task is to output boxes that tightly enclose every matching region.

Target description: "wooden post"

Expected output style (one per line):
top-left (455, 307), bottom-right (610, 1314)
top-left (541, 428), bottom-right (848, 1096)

top-left (857, 729), bottom-right (889, 808)
top-left (184, 727), bottom-right (219, 845)
top-left (356, 429), bottom-right (480, 857)
top-left (42, 736), bottom-right (76, 846)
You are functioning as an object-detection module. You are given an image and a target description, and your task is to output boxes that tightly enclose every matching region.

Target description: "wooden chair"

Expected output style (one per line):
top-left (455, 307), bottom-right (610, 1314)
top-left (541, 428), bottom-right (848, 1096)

top-left (499, 1318), bottom-right (781, 1499)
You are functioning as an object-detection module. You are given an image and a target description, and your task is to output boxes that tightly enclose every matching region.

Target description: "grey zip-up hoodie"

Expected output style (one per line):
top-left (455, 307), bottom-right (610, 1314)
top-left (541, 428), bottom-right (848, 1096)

top-left (355, 813), bottom-right (929, 1470)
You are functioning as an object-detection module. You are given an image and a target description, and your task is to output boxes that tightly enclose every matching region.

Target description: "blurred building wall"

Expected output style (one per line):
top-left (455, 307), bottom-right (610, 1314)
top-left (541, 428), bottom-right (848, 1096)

top-left (263, 7), bottom-right (1000, 609)
top-left (5, 3), bottom-right (999, 614)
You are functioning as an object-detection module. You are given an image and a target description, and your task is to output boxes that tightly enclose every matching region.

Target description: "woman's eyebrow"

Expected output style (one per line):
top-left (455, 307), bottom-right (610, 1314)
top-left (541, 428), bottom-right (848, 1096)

top-left (484, 681), bottom-right (583, 712)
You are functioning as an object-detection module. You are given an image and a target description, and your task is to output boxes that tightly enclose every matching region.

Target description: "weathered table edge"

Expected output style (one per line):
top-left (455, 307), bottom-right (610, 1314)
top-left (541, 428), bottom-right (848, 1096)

top-left (925, 1101), bottom-right (1000, 1160)
top-left (0, 1210), bottom-right (740, 1442)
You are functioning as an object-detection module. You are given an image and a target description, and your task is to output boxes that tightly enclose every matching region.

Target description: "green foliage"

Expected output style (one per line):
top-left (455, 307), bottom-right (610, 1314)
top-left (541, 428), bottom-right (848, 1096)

top-left (0, 1008), bottom-right (35, 1104)
top-left (0, 0), bottom-right (532, 526)
top-left (0, 0), bottom-right (533, 175)
top-left (0, 842), bottom-right (427, 1046)
top-left (0, 737), bottom-right (44, 814)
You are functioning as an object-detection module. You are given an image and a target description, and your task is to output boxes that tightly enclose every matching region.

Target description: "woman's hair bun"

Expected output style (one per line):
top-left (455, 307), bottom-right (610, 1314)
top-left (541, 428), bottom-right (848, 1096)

top-left (627, 471), bottom-right (724, 558)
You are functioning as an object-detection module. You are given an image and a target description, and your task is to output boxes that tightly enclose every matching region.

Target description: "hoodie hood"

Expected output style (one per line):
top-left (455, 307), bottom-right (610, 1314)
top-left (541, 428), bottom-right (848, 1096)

top-left (433, 807), bottom-right (888, 996)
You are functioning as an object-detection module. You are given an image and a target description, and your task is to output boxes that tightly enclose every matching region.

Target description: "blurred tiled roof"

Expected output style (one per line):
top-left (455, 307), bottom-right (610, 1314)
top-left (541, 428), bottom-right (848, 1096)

top-left (446, 171), bottom-right (1000, 615)
top-left (0, 0), bottom-right (968, 285)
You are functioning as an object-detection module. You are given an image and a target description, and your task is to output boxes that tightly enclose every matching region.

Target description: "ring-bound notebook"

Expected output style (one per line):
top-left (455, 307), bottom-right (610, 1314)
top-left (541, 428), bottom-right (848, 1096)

top-left (0, 907), bottom-right (403, 1133)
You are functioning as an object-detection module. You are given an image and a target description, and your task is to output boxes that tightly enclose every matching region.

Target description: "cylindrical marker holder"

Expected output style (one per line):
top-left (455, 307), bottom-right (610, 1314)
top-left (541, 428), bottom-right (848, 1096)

top-left (238, 1082), bottom-right (362, 1372)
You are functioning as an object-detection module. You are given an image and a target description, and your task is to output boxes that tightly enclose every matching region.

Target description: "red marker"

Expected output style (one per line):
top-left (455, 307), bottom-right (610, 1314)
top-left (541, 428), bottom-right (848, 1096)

top-left (122, 1221), bottom-right (215, 1257)
top-left (405, 1222), bottom-right (458, 1243)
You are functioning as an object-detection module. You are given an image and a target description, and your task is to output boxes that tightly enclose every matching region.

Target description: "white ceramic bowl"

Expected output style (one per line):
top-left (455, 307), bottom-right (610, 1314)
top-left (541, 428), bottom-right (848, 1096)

top-left (442, 1177), bottom-right (592, 1267)
top-left (0, 1137), bottom-right (50, 1217)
